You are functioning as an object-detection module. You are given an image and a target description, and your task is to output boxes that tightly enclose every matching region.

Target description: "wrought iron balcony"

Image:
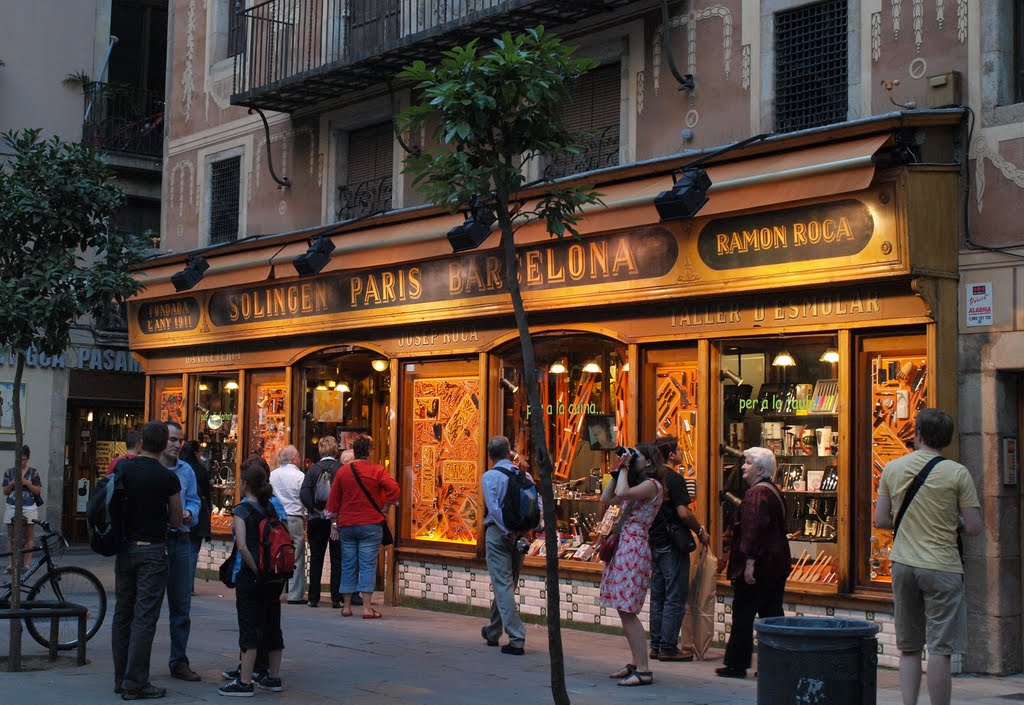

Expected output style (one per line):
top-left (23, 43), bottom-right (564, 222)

top-left (82, 82), bottom-right (164, 159)
top-left (337, 176), bottom-right (393, 221)
top-left (543, 125), bottom-right (619, 180)
top-left (231, 0), bottom-right (642, 113)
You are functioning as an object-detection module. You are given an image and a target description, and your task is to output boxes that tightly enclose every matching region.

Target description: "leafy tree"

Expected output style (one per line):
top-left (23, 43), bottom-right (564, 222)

top-left (400, 28), bottom-right (604, 705)
top-left (0, 129), bottom-right (147, 670)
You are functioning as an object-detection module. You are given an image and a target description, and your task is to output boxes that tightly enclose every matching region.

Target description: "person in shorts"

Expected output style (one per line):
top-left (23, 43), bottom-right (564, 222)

top-left (3, 445), bottom-right (42, 573)
top-left (874, 408), bottom-right (983, 705)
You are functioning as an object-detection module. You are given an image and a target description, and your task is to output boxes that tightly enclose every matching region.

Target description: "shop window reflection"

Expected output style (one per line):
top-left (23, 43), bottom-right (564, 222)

top-left (497, 335), bottom-right (625, 563)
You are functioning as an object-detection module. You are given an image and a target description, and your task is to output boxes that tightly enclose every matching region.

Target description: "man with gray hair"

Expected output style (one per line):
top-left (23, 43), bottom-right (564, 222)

top-left (270, 445), bottom-right (307, 604)
top-left (480, 435), bottom-right (533, 655)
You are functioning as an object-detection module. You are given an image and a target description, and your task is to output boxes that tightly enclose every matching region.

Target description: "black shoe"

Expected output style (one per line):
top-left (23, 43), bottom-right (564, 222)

top-left (307, 601), bottom-right (319, 607)
top-left (221, 666), bottom-right (241, 680)
top-left (331, 601), bottom-right (342, 609)
top-left (171, 662), bottom-right (201, 681)
top-left (218, 679), bottom-right (255, 697)
top-left (255, 674), bottom-right (283, 692)
top-left (286, 599), bottom-right (305, 605)
top-left (481, 626), bottom-right (499, 647)
top-left (501, 644), bottom-right (525, 656)
top-left (715, 666), bottom-right (747, 679)
top-left (122, 684), bottom-right (167, 700)
top-left (350, 595), bottom-right (364, 606)
top-left (114, 684), bottom-right (123, 695)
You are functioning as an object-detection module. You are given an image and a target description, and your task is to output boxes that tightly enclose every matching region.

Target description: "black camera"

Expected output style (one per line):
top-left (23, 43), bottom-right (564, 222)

top-left (513, 536), bottom-right (531, 554)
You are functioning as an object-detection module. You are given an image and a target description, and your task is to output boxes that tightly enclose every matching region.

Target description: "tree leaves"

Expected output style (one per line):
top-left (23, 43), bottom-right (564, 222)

top-left (0, 129), bottom-right (147, 357)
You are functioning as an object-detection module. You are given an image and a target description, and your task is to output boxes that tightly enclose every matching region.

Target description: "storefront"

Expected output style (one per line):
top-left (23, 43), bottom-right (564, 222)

top-left (128, 113), bottom-right (963, 668)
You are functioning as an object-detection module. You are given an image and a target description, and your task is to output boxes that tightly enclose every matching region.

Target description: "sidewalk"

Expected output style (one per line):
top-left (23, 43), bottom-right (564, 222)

top-left (1, 548), bottom-right (1018, 704)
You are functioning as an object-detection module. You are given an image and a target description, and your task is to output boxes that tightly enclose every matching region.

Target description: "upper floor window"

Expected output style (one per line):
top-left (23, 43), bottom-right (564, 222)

top-left (544, 62), bottom-right (621, 180)
top-left (774, 0), bottom-right (848, 133)
top-left (228, 0), bottom-right (246, 58)
top-left (209, 156), bottom-right (242, 245)
top-left (338, 122), bottom-right (393, 221)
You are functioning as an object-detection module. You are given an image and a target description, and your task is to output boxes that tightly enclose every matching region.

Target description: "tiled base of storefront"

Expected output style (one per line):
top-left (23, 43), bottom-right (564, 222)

top-left (193, 545), bottom-right (957, 673)
top-left (397, 558), bottom-right (964, 673)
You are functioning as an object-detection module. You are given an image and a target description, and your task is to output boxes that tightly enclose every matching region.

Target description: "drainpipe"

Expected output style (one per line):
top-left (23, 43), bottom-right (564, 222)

top-left (84, 35), bottom-right (119, 121)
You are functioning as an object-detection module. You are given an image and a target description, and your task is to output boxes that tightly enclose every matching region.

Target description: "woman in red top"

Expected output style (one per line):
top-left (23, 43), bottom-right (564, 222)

top-left (325, 436), bottom-right (399, 618)
top-left (716, 446), bottom-right (792, 679)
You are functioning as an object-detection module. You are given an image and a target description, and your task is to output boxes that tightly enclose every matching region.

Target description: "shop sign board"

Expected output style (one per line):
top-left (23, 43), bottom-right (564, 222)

top-left (137, 298), bottom-right (201, 334)
top-left (696, 200), bottom-right (874, 270)
top-left (204, 227), bottom-right (677, 327)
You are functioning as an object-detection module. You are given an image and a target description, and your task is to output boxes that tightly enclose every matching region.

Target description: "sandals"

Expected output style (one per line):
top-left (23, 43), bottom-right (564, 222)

top-left (617, 671), bottom-right (653, 687)
top-left (362, 608), bottom-right (382, 619)
top-left (608, 664), bottom-right (636, 679)
top-left (341, 608), bottom-right (354, 617)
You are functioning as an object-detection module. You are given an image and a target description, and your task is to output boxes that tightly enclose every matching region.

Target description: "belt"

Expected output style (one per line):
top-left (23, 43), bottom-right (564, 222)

top-left (133, 540), bottom-right (157, 546)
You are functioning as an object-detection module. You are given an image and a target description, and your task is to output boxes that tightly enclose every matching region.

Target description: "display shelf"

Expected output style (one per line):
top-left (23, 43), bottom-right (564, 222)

top-left (781, 490), bottom-right (838, 497)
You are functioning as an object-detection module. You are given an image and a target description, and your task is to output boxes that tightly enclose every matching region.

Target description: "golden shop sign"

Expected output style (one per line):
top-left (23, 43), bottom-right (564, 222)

top-left (137, 298), bottom-right (201, 334)
top-left (201, 228), bottom-right (677, 328)
top-left (697, 200), bottom-right (873, 270)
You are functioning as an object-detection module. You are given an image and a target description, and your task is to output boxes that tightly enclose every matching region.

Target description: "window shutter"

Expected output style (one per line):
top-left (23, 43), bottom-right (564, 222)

top-left (546, 62), bottom-right (621, 179)
top-left (346, 122), bottom-right (393, 185)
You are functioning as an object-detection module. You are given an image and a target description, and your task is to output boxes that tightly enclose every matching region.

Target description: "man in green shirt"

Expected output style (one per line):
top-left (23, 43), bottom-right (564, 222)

top-left (874, 408), bottom-right (982, 705)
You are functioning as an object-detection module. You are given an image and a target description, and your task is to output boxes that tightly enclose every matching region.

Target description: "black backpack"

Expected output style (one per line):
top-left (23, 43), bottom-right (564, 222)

top-left (495, 467), bottom-right (540, 532)
top-left (87, 470), bottom-right (127, 557)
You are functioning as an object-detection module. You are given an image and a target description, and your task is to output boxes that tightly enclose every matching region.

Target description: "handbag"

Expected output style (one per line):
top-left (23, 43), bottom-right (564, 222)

top-left (350, 462), bottom-right (394, 546)
top-left (598, 501), bottom-right (636, 563)
top-left (668, 522), bottom-right (697, 553)
top-left (218, 544), bottom-right (238, 588)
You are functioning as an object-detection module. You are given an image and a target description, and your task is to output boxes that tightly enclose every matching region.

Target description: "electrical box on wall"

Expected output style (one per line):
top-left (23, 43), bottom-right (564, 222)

top-left (926, 71), bottom-right (962, 108)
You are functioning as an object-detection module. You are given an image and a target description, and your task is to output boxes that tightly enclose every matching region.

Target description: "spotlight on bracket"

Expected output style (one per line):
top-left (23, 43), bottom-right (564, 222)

top-left (293, 235), bottom-right (336, 277)
top-left (654, 168), bottom-right (712, 221)
top-left (447, 202), bottom-right (496, 253)
top-left (720, 369), bottom-right (744, 386)
top-left (171, 255), bottom-right (210, 292)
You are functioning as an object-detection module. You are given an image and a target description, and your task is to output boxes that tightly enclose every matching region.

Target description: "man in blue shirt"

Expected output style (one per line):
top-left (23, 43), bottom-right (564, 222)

top-left (480, 436), bottom-right (532, 656)
top-left (162, 422), bottom-right (202, 681)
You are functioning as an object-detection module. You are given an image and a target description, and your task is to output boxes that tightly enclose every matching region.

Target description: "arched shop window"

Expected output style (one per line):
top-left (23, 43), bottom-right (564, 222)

top-left (494, 333), bottom-right (627, 564)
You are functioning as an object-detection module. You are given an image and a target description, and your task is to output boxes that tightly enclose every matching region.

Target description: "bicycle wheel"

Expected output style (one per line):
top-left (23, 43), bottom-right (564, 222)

top-left (25, 566), bottom-right (107, 650)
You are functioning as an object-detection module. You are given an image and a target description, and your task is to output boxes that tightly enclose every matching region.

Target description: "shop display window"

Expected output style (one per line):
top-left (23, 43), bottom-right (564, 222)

top-left (246, 371), bottom-right (287, 469)
top-left (400, 359), bottom-right (481, 548)
top-left (859, 334), bottom-right (927, 587)
top-left (496, 335), bottom-right (626, 565)
top-left (719, 336), bottom-right (840, 591)
top-left (299, 348), bottom-right (390, 468)
top-left (193, 373), bottom-right (240, 532)
top-left (151, 375), bottom-right (184, 426)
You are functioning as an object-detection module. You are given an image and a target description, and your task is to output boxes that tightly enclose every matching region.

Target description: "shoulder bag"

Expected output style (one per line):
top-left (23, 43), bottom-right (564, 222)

top-left (893, 455), bottom-right (964, 561)
top-left (350, 462), bottom-right (394, 546)
top-left (598, 501), bottom-right (637, 563)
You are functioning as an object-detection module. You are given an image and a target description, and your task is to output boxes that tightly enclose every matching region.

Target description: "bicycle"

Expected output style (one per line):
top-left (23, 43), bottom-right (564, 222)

top-left (1, 519), bottom-right (107, 651)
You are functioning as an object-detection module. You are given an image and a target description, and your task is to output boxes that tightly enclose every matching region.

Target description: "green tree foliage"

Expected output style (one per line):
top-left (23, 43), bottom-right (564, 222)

top-left (0, 129), bottom-right (148, 670)
top-left (400, 28), bottom-right (604, 705)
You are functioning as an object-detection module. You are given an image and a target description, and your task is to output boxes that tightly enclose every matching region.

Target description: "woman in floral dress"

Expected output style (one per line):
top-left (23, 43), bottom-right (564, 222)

top-left (599, 443), bottom-right (664, 686)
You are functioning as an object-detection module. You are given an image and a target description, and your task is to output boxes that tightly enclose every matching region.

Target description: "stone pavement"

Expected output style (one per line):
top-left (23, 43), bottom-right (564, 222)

top-left (0, 547), bottom-right (1019, 705)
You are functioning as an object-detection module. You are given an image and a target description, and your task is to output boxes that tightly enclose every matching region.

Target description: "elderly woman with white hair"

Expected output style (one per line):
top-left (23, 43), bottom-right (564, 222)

top-left (716, 446), bottom-right (792, 679)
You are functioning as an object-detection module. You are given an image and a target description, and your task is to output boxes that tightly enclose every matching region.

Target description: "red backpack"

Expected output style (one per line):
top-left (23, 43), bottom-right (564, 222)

top-left (257, 505), bottom-right (295, 582)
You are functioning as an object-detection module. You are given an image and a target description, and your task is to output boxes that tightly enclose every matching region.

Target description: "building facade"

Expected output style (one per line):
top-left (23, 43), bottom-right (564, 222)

top-left (129, 0), bottom-right (1024, 675)
top-left (0, 0), bottom-right (165, 540)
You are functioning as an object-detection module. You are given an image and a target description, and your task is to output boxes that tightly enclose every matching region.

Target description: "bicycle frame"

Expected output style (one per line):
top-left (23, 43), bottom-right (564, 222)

top-left (1, 521), bottom-right (67, 601)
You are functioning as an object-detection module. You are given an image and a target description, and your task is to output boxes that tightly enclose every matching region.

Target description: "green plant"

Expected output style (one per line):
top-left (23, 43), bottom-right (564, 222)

top-left (62, 70), bottom-right (93, 87)
top-left (400, 27), bottom-right (603, 705)
top-left (0, 129), bottom-right (148, 670)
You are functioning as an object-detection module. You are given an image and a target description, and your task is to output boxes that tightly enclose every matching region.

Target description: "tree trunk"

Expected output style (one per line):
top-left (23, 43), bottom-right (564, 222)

top-left (496, 205), bottom-right (570, 705)
top-left (7, 352), bottom-right (25, 671)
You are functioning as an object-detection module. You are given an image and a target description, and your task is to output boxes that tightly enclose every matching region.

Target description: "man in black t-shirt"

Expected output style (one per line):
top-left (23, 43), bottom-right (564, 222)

top-left (111, 421), bottom-right (182, 701)
top-left (648, 436), bottom-right (710, 662)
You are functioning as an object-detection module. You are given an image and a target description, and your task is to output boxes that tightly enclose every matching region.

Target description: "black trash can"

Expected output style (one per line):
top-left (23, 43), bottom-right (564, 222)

top-left (754, 616), bottom-right (879, 705)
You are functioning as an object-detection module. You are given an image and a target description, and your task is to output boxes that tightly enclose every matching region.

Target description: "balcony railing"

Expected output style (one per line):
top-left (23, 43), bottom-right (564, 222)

top-left (543, 125), bottom-right (620, 181)
top-left (337, 176), bottom-right (393, 221)
top-left (232, 0), bottom-right (642, 113)
top-left (82, 82), bottom-right (164, 159)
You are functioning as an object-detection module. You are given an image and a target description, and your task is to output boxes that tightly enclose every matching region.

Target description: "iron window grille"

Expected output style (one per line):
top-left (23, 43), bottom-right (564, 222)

top-left (774, 0), bottom-right (848, 133)
top-left (337, 122), bottom-right (393, 221)
top-left (209, 156), bottom-right (242, 245)
top-left (228, 0), bottom-right (246, 58)
top-left (544, 62), bottom-right (621, 180)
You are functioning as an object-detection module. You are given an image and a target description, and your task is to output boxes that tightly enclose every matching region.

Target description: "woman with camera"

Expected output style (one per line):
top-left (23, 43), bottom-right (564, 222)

top-left (599, 443), bottom-right (665, 687)
top-left (716, 446), bottom-right (792, 679)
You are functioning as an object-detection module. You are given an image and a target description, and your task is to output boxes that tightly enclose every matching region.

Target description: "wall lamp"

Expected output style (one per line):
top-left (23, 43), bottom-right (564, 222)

top-left (447, 202), bottom-right (496, 253)
top-left (720, 369), bottom-right (744, 385)
top-left (293, 235), bottom-right (336, 277)
top-left (171, 255), bottom-right (209, 292)
top-left (499, 378), bottom-right (519, 394)
top-left (654, 168), bottom-right (712, 221)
